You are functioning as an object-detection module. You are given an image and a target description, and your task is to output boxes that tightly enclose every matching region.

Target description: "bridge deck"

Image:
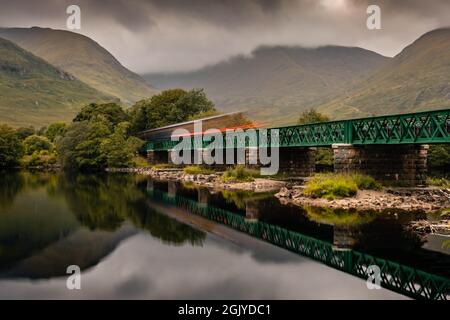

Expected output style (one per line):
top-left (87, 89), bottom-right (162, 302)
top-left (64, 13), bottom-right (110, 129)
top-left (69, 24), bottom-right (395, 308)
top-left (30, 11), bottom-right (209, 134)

top-left (142, 108), bottom-right (450, 151)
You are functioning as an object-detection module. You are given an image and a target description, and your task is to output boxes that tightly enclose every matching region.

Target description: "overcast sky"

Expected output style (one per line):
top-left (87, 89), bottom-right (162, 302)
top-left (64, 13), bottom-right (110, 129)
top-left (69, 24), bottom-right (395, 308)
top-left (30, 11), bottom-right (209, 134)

top-left (0, 0), bottom-right (449, 73)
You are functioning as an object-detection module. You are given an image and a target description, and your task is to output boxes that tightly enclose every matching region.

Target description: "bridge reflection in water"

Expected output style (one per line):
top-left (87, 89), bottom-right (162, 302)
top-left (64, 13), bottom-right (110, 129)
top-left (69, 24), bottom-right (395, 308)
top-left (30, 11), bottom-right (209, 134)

top-left (143, 179), bottom-right (450, 300)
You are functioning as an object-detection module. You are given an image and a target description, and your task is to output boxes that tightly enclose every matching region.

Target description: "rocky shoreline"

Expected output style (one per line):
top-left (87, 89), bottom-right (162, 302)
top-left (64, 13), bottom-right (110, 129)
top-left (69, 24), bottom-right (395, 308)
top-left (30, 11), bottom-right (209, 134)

top-left (107, 167), bottom-right (450, 214)
top-left (275, 186), bottom-right (450, 213)
top-left (106, 167), bottom-right (286, 192)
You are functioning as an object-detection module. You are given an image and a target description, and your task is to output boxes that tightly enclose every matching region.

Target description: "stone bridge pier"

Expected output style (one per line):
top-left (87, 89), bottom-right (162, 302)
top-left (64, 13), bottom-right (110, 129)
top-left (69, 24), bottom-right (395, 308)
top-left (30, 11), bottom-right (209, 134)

top-left (245, 146), bottom-right (317, 176)
top-left (332, 144), bottom-right (429, 186)
top-left (147, 150), bottom-right (168, 165)
top-left (168, 181), bottom-right (177, 198)
top-left (197, 188), bottom-right (210, 207)
top-left (244, 199), bottom-right (260, 222)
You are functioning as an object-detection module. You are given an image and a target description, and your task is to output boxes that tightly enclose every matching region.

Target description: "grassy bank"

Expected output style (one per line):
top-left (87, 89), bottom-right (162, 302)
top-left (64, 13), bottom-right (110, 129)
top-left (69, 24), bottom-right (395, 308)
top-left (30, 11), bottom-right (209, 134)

top-left (221, 165), bottom-right (260, 182)
top-left (304, 173), bottom-right (381, 200)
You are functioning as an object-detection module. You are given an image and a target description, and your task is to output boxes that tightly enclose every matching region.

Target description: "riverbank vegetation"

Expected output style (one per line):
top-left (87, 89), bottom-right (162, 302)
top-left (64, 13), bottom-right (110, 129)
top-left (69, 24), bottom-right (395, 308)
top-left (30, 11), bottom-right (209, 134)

top-left (298, 109), bottom-right (333, 171)
top-left (304, 173), bottom-right (381, 200)
top-left (183, 165), bottom-right (215, 175)
top-left (426, 177), bottom-right (450, 188)
top-left (0, 89), bottom-right (216, 171)
top-left (221, 165), bottom-right (260, 182)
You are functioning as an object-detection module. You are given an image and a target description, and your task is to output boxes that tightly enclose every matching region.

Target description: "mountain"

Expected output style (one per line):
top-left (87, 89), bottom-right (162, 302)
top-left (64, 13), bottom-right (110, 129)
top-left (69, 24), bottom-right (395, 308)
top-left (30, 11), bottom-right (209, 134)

top-left (316, 28), bottom-right (450, 119)
top-left (0, 27), bottom-right (156, 105)
top-left (144, 45), bottom-right (389, 125)
top-left (0, 37), bottom-right (112, 127)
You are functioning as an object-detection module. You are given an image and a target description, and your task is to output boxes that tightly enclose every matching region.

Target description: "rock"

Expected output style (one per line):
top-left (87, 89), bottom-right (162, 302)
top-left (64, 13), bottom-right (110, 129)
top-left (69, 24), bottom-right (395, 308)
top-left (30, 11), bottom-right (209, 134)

top-left (275, 187), bottom-right (292, 198)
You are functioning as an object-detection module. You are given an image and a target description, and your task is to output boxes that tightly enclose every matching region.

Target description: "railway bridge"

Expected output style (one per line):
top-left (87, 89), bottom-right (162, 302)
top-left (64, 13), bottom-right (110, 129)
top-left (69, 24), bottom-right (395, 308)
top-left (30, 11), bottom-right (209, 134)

top-left (139, 109), bottom-right (450, 186)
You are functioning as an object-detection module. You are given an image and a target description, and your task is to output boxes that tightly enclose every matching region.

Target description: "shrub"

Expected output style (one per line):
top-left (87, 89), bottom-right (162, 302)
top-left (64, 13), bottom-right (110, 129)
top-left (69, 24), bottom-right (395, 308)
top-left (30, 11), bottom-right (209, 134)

top-left (351, 173), bottom-right (382, 190)
top-left (304, 173), bottom-right (358, 200)
top-left (297, 109), bottom-right (330, 125)
top-left (21, 151), bottom-right (57, 168)
top-left (23, 135), bottom-right (54, 155)
top-left (0, 124), bottom-right (24, 167)
top-left (426, 176), bottom-right (450, 188)
top-left (44, 122), bottom-right (67, 142)
top-left (133, 156), bottom-right (150, 168)
top-left (221, 165), bottom-right (259, 182)
top-left (152, 163), bottom-right (178, 169)
top-left (183, 166), bottom-right (215, 175)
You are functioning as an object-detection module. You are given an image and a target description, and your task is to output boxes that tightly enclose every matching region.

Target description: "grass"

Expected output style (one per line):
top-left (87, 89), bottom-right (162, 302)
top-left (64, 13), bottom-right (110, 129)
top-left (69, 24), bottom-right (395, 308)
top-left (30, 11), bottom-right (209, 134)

top-left (303, 173), bottom-right (381, 200)
top-left (183, 165), bottom-right (215, 175)
top-left (132, 156), bottom-right (150, 168)
top-left (426, 176), bottom-right (450, 188)
top-left (351, 173), bottom-right (382, 190)
top-left (151, 163), bottom-right (180, 169)
top-left (221, 165), bottom-right (260, 183)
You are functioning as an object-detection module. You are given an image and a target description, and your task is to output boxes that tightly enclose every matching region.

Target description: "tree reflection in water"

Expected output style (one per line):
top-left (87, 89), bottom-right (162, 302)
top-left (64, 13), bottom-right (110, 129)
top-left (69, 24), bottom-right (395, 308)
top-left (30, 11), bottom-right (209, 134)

top-left (0, 172), bottom-right (206, 277)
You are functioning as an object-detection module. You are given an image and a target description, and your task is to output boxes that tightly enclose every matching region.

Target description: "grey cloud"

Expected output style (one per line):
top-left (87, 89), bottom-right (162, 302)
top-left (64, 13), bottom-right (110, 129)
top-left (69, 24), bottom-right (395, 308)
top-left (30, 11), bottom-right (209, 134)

top-left (0, 0), bottom-right (449, 73)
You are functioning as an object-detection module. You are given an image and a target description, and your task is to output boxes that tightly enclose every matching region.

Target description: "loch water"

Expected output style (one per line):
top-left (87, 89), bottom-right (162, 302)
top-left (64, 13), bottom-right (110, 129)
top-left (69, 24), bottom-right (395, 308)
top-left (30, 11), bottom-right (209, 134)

top-left (0, 171), bottom-right (448, 299)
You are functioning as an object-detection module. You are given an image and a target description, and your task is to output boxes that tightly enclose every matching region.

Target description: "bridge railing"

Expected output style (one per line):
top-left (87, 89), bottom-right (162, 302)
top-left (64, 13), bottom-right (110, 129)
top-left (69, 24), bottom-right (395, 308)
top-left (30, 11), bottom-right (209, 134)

top-left (143, 108), bottom-right (450, 151)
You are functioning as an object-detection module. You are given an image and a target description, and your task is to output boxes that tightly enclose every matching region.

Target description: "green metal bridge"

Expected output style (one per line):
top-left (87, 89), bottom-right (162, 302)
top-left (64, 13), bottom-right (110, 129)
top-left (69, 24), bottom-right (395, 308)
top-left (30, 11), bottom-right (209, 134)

top-left (145, 188), bottom-right (450, 300)
top-left (143, 108), bottom-right (450, 151)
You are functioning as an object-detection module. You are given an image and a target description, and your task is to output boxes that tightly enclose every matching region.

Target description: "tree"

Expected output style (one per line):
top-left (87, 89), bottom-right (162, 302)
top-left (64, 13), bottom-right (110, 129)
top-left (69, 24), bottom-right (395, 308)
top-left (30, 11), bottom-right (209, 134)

top-left (428, 145), bottom-right (450, 171)
top-left (73, 119), bottom-right (111, 170)
top-left (74, 102), bottom-right (130, 126)
top-left (45, 122), bottom-right (67, 142)
top-left (23, 135), bottom-right (54, 155)
top-left (129, 88), bottom-right (215, 133)
top-left (298, 109), bottom-right (330, 125)
top-left (57, 122), bottom-right (90, 169)
top-left (16, 126), bottom-right (35, 140)
top-left (0, 124), bottom-right (24, 167)
top-left (297, 109), bottom-right (332, 169)
top-left (57, 119), bottom-right (110, 171)
top-left (100, 122), bottom-right (144, 168)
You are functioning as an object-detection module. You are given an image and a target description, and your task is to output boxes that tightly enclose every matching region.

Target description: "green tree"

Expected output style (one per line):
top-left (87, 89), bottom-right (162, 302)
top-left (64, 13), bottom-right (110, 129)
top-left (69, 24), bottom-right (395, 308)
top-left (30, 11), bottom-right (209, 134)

top-left (297, 108), bottom-right (330, 125)
top-left (74, 103), bottom-right (130, 126)
top-left (428, 145), bottom-right (450, 172)
top-left (100, 122), bottom-right (143, 168)
top-left (297, 109), bottom-right (332, 169)
top-left (129, 88), bottom-right (215, 133)
top-left (57, 119), bottom-right (110, 171)
top-left (45, 122), bottom-right (67, 142)
top-left (0, 124), bottom-right (24, 167)
top-left (23, 135), bottom-right (54, 155)
top-left (73, 119), bottom-right (111, 170)
top-left (16, 126), bottom-right (35, 140)
top-left (56, 121), bottom-right (90, 169)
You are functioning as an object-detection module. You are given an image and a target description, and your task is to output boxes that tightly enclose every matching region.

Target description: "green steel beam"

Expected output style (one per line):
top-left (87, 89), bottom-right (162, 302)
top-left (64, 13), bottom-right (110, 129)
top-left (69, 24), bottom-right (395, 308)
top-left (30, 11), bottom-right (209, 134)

top-left (143, 108), bottom-right (450, 151)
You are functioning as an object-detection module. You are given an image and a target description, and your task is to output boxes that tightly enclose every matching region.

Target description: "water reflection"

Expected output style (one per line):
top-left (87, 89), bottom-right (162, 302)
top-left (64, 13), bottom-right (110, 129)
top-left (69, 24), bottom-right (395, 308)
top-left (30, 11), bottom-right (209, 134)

top-left (153, 179), bottom-right (450, 280)
top-left (0, 171), bottom-right (448, 299)
top-left (144, 179), bottom-right (449, 299)
top-left (0, 172), bottom-right (206, 279)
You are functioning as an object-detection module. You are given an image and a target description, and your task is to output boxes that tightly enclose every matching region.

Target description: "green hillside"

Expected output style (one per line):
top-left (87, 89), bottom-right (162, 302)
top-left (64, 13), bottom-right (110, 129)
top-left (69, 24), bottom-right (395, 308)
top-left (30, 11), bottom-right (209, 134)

top-left (0, 27), bottom-right (157, 105)
top-left (144, 45), bottom-right (389, 125)
top-left (0, 37), bottom-right (112, 127)
top-left (316, 28), bottom-right (450, 119)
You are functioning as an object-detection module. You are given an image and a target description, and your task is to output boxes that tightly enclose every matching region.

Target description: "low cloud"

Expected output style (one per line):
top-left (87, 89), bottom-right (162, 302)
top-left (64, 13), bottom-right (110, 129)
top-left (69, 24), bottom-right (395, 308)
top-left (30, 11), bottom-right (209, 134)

top-left (0, 0), bottom-right (449, 73)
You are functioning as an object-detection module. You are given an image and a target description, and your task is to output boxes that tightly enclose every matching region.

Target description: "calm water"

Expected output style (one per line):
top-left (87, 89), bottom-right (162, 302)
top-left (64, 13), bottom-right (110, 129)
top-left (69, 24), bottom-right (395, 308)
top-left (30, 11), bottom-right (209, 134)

top-left (0, 171), bottom-right (448, 299)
